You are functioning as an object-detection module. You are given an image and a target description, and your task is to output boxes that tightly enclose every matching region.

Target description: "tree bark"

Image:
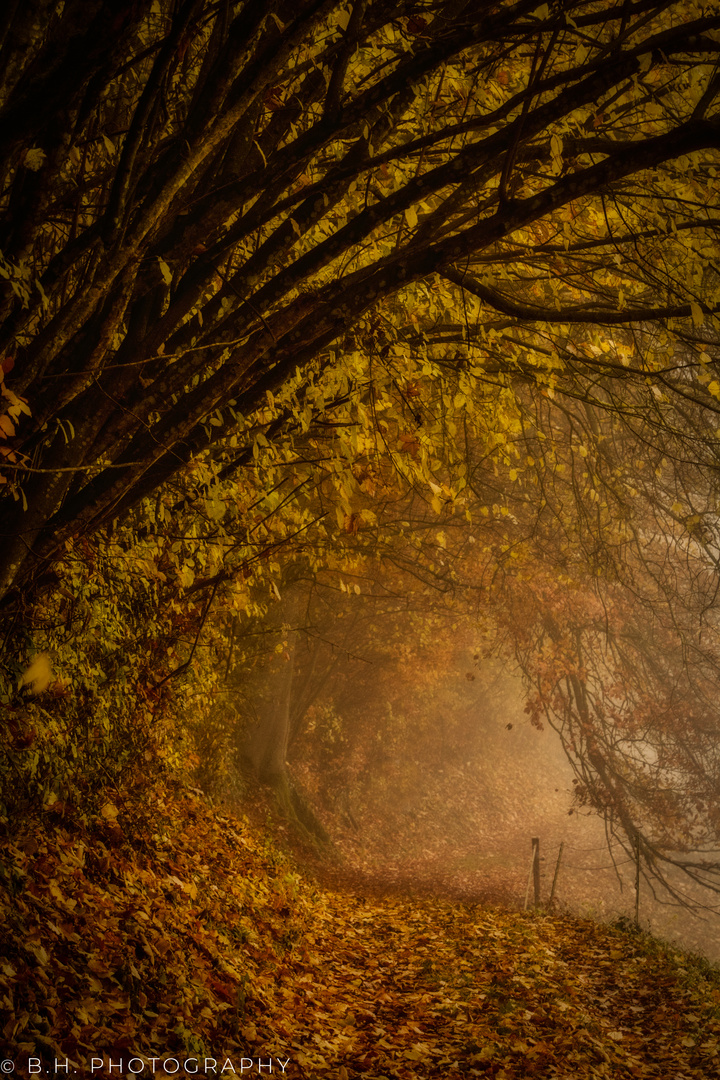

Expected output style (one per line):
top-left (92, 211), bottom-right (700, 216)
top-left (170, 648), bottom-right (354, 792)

top-left (239, 584), bottom-right (329, 843)
top-left (242, 586), bottom-right (300, 785)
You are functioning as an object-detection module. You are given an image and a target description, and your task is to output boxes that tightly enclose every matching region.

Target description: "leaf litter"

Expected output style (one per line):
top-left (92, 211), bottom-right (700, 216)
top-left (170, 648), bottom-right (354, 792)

top-left (1, 782), bottom-right (719, 1078)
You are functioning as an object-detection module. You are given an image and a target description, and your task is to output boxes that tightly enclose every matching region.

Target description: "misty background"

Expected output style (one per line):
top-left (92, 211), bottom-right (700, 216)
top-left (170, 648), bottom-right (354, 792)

top-left (188, 587), bottom-right (720, 964)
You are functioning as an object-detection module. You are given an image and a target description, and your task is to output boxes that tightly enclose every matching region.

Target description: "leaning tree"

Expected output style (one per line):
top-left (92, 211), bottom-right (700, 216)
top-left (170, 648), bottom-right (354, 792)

top-left (1, 0), bottom-right (719, 592)
top-left (3, 0), bottom-right (720, 893)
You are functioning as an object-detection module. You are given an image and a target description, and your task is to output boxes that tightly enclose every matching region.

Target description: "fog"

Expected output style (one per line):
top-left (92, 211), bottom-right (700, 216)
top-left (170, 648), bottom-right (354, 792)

top-left (286, 653), bottom-right (720, 964)
top-left (205, 581), bottom-right (720, 966)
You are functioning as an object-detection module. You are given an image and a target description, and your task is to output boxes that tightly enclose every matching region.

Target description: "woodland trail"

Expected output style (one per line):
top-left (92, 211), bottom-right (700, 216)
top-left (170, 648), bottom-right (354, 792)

top-left (280, 889), bottom-right (720, 1079)
top-left (1, 782), bottom-right (719, 1079)
top-left (300, 857), bottom-right (520, 909)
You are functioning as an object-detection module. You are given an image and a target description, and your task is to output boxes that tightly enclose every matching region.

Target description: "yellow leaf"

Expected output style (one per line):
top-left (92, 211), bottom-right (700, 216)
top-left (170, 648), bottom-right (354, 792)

top-left (690, 301), bottom-right (704, 327)
top-left (19, 653), bottom-right (52, 694)
top-left (178, 564), bottom-right (195, 588)
top-left (157, 257), bottom-right (173, 285)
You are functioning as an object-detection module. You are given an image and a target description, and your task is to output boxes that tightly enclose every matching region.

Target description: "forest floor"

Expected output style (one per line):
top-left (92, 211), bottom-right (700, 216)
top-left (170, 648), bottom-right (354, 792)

top-left (291, 712), bottom-right (720, 963)
top-left (2, 780), bottom-right (720, 1079)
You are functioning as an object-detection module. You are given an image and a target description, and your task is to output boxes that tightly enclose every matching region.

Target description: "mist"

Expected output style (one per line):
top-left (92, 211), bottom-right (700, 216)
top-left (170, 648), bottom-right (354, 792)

top-left (195, 584), bottom-right (720, 964)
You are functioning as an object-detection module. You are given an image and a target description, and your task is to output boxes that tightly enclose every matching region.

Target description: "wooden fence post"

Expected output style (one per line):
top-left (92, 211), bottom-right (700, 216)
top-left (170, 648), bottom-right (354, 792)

top-left (524, 840), bottom-right (536, 911)
top-left (549, 841), bottom-right (564, 908)
top-left (532, 837), bottom-right (541, 908)
top-left (524, 837), bottom-right (543, 910)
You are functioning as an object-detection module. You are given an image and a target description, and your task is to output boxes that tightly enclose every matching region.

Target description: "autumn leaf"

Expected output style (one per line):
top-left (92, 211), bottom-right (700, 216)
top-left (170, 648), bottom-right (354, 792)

top-left (18, 653), bottom-right (52, 694)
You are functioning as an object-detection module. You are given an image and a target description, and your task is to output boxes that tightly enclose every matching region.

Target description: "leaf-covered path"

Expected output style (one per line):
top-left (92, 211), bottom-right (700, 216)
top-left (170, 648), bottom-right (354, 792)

top-left (296, 892), bottom-right (720, 1077)
top-left (2, 784), bottom-right (719, 1078)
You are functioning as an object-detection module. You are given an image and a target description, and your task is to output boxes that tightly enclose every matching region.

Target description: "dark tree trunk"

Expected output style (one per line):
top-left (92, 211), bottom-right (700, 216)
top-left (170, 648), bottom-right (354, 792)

top-left (242, 587), bottom-right (300, 785)
top-left (240, 584), bottom-right (329, 843)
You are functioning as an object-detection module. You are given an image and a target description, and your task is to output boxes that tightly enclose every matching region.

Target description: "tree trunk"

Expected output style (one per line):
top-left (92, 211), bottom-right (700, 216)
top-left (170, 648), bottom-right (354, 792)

top-left (240, 584), bottom-right (329, 844)
top-left (242, 586), bottom-right (300, 785)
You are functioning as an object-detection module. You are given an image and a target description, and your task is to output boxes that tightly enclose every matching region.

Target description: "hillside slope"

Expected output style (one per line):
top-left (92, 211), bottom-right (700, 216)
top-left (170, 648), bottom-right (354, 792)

top-left (2, 783), bottom-right (719, 1078)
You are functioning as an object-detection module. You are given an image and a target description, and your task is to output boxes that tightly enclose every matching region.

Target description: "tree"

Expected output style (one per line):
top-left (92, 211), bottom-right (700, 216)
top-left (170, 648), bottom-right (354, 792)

top-left (1, 0), bottom-right (719, 597)
top-left (3, 0), bottom-right (720, 899)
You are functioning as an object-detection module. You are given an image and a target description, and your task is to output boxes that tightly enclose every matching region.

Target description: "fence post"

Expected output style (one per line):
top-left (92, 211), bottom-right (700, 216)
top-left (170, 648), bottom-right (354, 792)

top-left (532, 837), bottom-right (541, 908)
top-left (549, 841), bottom-right (564, 908)
top-left (523, 841), bottom-right (536, 911)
